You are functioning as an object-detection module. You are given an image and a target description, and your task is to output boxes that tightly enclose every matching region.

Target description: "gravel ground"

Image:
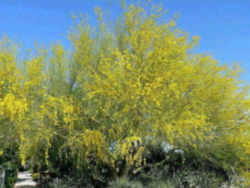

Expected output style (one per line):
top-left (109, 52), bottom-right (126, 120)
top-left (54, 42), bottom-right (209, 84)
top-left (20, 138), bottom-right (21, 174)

top-left (14, 171), bottom-right (37, 188)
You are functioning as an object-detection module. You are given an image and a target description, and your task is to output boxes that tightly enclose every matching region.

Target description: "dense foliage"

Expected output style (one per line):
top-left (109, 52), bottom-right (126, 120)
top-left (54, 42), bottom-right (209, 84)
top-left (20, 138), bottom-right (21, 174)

top-left (0, 1), bottom-right (249, 187)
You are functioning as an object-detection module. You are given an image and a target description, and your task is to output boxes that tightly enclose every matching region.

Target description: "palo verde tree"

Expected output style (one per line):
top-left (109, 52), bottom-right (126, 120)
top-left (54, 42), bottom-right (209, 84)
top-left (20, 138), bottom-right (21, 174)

top-left (0, 0), bottom-right (249, 186)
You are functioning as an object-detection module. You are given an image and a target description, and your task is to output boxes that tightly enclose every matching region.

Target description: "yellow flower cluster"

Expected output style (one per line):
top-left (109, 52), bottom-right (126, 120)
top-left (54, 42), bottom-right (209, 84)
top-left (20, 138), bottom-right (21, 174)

top-left (120, 136), bottom-right (144, 167)
top-left (0, 93), bottom-right (27, 121)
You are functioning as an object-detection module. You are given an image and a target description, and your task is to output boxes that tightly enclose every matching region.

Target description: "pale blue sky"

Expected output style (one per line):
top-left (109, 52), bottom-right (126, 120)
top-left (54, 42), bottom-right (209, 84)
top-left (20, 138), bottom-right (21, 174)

top-left (0, 0), bottom-right (249, 82)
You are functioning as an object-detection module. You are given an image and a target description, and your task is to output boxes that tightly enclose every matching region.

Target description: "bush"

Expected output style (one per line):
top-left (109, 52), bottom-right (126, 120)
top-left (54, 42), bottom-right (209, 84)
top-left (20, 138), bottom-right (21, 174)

top-left (1, 162), bottom-right (18, 188)
top-left (0, 146), bottom-right (19, 188)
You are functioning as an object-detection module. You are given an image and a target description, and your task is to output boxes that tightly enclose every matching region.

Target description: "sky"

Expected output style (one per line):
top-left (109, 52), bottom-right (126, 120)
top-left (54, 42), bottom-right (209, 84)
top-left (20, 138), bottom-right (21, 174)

top-left (0, 0), bottom-right (250, 82)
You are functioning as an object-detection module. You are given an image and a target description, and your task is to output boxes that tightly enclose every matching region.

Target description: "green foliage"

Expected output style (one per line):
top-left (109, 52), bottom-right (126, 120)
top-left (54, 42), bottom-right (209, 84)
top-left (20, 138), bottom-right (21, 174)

top-left (0, 144), bottom-right (19, 188)
top-left (1, 162), bottom-right (18, 188)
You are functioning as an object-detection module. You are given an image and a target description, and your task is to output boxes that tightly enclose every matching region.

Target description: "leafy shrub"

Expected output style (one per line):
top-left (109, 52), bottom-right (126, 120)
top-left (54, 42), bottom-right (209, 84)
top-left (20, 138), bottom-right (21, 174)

top-left (1, 162), bottom-right (18, 188)
top-left (0, 146), bottom-right (19, 188)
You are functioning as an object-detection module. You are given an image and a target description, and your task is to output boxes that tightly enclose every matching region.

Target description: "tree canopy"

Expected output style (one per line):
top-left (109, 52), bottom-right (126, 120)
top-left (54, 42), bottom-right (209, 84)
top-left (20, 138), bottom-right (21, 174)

top-left (0, 1), bottom-right (249, 186)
